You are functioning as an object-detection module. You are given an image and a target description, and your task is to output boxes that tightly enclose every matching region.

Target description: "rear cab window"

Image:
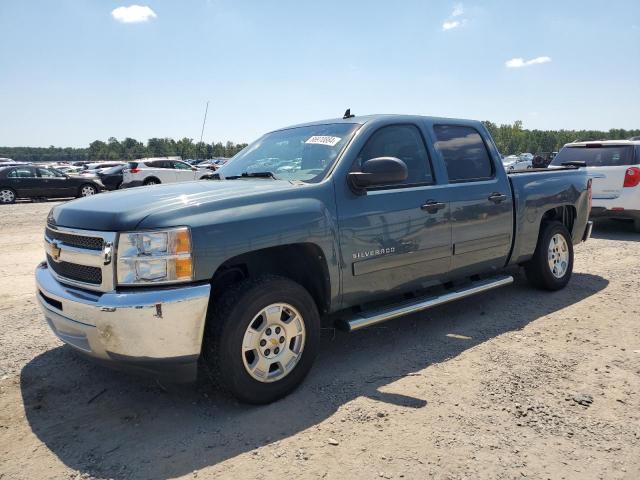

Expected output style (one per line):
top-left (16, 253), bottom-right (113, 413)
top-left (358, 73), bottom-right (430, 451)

top-left (433, 125), bottom-right (494, 182)
top-left (551, 145), bottom-right (636, 167)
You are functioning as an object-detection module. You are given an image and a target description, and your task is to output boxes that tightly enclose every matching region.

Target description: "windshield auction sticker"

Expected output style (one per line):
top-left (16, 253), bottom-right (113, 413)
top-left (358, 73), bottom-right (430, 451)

top-left (305, 136), bottom-right (342, 147)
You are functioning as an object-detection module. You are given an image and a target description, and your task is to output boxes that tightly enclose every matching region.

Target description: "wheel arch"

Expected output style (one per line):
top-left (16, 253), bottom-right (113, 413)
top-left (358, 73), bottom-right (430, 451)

top-left (208, 243), bottom-right (332, 316)
top-left (144, 176), bottom-right (161, 185)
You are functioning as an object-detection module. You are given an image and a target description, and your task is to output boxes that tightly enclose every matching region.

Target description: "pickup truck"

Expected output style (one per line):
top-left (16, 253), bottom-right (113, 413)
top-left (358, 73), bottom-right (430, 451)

top-left (36, 114), bottom-right (593, 404)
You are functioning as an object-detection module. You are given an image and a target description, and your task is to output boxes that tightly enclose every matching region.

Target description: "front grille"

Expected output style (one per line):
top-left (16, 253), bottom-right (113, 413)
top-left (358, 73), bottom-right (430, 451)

top-left (45, 227), bottom-right (103, 251)
top-left (47, 254), bottom-right (103, 285)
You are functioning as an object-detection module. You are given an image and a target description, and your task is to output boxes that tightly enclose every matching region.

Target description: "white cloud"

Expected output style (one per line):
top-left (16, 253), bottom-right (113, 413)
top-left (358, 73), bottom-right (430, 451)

top-left (111, 5), bottom-right (157, 24)
top-left (442, 4), bottom-right (466, 31)
top-left (505, 56), bottom-right (552, 68)
top-left (442, 20), bottom-right (461, 31)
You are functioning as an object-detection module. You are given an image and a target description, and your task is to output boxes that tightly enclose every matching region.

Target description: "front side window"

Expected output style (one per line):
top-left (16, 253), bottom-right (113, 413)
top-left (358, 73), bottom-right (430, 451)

top-left (38, 168), bottom-right (64, 178)
top-left (356, 124), bottom-right (433, 186)
top-left (173, 161), bottom-right (192, 170)
top-left (218, 123), bottom-right (360, 183)
top-left (434, 125), bottom-right (494, 182)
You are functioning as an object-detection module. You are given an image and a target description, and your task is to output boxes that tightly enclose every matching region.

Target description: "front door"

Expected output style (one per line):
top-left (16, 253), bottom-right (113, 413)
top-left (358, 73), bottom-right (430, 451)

top-left (431, 124), bottom-right (513, 275)
top-left (337, 124), bottom-right (452, 308)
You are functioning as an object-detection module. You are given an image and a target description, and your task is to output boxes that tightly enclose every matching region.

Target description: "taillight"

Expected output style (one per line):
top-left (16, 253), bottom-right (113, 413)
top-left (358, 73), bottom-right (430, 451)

top-left (587, 178), bottom-right (592, 211)
top-left (128, 168), bottom-right (140, 174)
top-left (623, 167), bottom-right (640, 188)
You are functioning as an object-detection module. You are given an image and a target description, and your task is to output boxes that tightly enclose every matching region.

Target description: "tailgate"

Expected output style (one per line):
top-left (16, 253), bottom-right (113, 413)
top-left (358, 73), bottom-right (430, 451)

top-left (587, 166), bottom-right (627, 199)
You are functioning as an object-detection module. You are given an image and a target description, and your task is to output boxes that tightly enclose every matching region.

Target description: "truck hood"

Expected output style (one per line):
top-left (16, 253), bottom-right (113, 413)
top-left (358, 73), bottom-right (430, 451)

top-left (49, 180), bottom-right (297, 231)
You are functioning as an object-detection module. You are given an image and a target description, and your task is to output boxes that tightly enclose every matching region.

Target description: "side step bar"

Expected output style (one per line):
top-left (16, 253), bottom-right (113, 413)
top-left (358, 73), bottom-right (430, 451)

top-left (341, 275), bottom-right (514, 332)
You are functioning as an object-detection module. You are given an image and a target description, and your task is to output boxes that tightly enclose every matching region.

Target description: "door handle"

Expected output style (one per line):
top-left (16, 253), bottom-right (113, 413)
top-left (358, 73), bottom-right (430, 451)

top-left (421, 200), bottom-right (446, 214)
top-left (488, 192), bottom-right (507, 203)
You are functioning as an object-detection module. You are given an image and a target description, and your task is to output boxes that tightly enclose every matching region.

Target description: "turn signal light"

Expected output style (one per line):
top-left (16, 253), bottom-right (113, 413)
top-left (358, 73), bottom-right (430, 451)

top-left (623, 167), bottom-right (640, 188)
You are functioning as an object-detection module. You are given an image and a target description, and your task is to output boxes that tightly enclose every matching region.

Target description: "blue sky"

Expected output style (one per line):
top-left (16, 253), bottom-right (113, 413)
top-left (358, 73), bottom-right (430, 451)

top-left (1, 0), bottom-right (638, 147)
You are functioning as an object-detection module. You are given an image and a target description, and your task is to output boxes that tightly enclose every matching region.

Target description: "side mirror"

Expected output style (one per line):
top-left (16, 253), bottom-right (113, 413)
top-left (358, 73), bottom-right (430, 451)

top-left (348, 157), bottom-right (408, 190)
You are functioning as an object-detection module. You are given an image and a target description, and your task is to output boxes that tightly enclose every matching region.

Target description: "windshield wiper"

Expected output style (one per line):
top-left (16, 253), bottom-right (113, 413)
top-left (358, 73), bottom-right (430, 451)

top-left (224, 171), bottom-right (278, 180)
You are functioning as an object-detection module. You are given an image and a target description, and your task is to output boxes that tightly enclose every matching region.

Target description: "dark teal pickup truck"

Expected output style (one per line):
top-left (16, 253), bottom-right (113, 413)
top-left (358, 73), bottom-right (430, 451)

top-left (36, 114), bottom-right (593, 404)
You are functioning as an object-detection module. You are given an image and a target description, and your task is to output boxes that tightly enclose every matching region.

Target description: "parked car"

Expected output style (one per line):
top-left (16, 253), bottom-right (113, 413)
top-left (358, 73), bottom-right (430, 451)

top-left (36, 114), bottom-right (592, 404)
top-left (80, 162), bottom-right (125, 176)
top-left (0, 165), bottom-right (101, 203)
top-left (551, 139), bottom-right (640, 231)
top-left (96, 165), bottom-right (125, 190)
top-left (121, 158), bottom-right (210, 187)
top-left (502, 154), bottom-right (532, 171)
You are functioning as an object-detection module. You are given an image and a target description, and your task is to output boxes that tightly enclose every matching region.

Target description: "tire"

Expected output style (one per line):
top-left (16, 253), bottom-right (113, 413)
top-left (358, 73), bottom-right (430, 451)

top-left (525, 221), bottom-right (574, 290)
top-left (202, 275), bottom-right (321, 404)
top-left (143, 178), bottom-right (160, 186)
top-left (633, 218), bottom-right (640, 233)
top-left (78, 184), bottom-right (97, 197)
top-left (0, 188), bottom-right (16, 204)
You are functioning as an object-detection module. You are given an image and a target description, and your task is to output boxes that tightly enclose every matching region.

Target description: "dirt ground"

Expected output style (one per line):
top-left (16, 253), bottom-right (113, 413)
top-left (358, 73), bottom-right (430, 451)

top-left (0, 201), bottom-right (639, 480)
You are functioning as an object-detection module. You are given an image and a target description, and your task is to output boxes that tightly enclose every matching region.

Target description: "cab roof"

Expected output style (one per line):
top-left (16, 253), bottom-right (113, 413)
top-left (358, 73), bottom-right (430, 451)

top-left (271, 114), bottom-right (484, 133)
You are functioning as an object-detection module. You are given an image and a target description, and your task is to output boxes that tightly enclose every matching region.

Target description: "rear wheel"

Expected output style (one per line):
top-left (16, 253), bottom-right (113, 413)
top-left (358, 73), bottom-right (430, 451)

top-left (202, 275), bottom-right (320, 404)
top-left (78, 184), bottom-right (97, 197)
top-left (525, 221), bottom-right (574, 290)
top-left (0, 188), bottom-right (16, 204)
top-left (144, 178), bottom-right (160, 186)
top-left (633, 218), bottom-right (640, 233)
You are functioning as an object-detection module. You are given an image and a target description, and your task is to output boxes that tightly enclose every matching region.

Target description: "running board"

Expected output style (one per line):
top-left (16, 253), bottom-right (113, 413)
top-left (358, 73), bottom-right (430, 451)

top-left (340, 275), bottom-right (514, 332)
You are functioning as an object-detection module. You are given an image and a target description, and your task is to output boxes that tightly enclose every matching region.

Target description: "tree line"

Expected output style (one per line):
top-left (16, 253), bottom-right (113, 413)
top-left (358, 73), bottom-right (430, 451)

top-left (2, 123), bottom-right (639, 163)
top-left (1, 137), bottom-right (249, 163)
top-left (482, 121), bottom-right (640, 155)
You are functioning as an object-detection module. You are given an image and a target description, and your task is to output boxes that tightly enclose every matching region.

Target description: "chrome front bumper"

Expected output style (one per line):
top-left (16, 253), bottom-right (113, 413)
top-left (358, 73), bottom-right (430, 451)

top-left (35, 262), bottom-right (211, 381)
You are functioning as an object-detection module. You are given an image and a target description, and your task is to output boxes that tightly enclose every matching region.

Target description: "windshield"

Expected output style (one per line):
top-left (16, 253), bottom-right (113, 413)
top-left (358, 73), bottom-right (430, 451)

top-left (218, 123), bottom-right (360, 182)
top-left (551, 145), bottom-right (636, 167)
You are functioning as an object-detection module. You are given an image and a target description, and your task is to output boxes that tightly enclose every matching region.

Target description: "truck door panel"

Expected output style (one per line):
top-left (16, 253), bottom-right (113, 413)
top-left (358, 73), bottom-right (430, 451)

top-left (337, 124), bottom-right (452, 307)
top-left (432, 124), bottom-right (513, 275)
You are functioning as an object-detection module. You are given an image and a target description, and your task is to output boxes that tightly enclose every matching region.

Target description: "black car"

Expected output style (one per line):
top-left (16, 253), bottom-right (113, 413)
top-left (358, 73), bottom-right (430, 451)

top-left (96, 164), bottom-right (125, 190)
top-left (0, 165), bottom-right (102, 204)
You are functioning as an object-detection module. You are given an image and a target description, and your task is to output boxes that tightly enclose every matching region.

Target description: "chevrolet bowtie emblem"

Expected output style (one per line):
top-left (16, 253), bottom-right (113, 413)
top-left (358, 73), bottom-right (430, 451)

top-left (50, 240), bottom-right (61, 261)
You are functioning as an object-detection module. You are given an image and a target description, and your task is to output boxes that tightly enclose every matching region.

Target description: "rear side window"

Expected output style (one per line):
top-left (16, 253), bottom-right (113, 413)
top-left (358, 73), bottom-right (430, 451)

top-left (357, 124), bottom-right (433, 186)
top-left (551, 145), bottom-right (635, 167)
top-left (8, 167), bottom-right (35, 178)
top-left (434, 125), bottom-right (494, 182)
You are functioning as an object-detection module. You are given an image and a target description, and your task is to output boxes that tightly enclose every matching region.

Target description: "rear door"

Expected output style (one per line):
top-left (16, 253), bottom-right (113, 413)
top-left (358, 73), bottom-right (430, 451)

top-left (431, 124), bottom-right (514, 275)
top-left (552, 145), bottom-right (636, 200)
top-left (152, 161), bottom-right (177, 183)
top-left (6, 167), bottom-right (39, 196)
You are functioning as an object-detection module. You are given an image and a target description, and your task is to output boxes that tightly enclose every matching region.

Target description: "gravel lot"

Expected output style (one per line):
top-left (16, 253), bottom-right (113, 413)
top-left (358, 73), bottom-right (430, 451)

top-left (0, 201), bottom-right (639, 480)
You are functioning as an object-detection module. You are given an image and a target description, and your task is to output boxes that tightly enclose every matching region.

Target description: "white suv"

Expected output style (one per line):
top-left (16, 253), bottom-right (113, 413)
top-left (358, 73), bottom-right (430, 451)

top-left (122, 158), bottom-right (210, 188)
top-left (551, 140), bottom-right (640, 232)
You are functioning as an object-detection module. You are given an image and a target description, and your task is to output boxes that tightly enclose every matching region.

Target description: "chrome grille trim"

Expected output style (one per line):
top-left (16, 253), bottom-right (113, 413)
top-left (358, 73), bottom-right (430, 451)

top-left (44, 226), bottom-right (117, 292)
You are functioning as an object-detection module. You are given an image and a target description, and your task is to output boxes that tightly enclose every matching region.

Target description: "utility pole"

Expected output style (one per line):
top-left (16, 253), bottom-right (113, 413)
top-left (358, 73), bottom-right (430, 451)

top-left (196, 100), bottom-right (209, 161)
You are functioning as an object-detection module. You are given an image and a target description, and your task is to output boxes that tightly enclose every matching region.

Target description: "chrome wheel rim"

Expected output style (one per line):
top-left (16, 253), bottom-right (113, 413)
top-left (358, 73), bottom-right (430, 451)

top-left (241, 303), bottom-right (306, 383)
top-left (0, 189), bottom-right (15, 203)
top-left (81, 186), bottom-right (95, 196)
top-left (146, 180), bottom-right (158, 185)
top-left (548, 233), bottom-right (569, 278)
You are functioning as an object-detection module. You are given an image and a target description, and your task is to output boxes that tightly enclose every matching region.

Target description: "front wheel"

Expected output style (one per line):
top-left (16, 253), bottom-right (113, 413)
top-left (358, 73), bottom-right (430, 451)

top-left (202, 275), bottom-right (320, 404)
top-left (78, 184), bottom-right (97, 197)
top-left (525, 221), bottom-right (574, 290)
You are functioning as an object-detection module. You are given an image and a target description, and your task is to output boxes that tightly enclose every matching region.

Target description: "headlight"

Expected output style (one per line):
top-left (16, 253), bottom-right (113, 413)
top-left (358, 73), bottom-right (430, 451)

top-left (116, 227), bottom-right (193, 285)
